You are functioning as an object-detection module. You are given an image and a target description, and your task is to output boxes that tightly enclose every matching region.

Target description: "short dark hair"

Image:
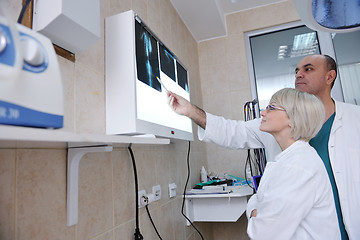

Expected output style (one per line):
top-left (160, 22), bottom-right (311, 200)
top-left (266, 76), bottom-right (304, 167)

top-left (323, 55), bottom-right (337, 88)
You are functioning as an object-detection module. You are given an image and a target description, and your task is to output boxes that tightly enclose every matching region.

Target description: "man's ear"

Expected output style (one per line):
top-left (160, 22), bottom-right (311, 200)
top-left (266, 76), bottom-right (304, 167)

top-left (326, 70), bottom-right (336, 86)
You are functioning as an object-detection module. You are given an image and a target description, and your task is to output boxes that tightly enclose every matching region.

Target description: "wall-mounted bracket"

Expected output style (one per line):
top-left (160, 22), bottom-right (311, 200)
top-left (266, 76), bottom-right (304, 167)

top-left (66, 145), bottom-right (113, 227)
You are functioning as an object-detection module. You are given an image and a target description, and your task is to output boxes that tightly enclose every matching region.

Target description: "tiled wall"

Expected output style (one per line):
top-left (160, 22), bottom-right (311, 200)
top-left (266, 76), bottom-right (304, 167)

top-left (0, 0), bottom-right (210, 239)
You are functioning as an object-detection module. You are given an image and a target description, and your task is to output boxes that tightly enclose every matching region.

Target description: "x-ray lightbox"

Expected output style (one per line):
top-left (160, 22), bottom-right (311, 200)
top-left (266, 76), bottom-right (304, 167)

top-left (105, 10), bottom-right (193, 141)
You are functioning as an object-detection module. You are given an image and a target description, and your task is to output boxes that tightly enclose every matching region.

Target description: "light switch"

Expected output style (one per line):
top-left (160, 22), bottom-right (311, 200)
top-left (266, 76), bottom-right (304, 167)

top-left (169, 183), bottom-right (177, 198)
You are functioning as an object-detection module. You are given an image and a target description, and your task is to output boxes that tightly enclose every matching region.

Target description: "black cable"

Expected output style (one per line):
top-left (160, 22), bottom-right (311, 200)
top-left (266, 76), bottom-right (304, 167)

top-left (181, 141), bottom-right (204, 240)
top-left (17, 0), bottom-right (33, 24)
top-left (145, 205), bottom-right (163, 240)
top-left (244, 152), bottom-right (255, 191)
top-left (243, 99), bottom-right (268, 191)
top-left (128, 144), bottom-right (144, 240)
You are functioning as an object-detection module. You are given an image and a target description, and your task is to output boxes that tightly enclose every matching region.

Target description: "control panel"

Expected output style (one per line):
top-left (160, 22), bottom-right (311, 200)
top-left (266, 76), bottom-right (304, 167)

top-left (0, 16), bottom-right (63, 128)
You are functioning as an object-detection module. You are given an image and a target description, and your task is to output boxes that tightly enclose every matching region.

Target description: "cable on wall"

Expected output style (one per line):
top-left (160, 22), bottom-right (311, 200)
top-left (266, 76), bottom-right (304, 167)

top-left (181, 141), bottom-right (204, 240)
top-left (145, 205), bottom-right (163, 240)
top-left (128, 144), bottom-right (144, 240)
top-left (17, 0), bottom-right (33, 24)
top-left (243, 99), bottom-right (267, 190)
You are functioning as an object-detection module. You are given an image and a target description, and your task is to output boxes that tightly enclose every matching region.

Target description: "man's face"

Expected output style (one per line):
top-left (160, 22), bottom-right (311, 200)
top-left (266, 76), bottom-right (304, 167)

top-left (294, 55), bottom-right (329, 96)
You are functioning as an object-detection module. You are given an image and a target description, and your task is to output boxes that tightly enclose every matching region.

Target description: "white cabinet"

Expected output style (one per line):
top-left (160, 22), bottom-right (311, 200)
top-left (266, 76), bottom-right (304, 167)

top-left (184, 185), bottom-right (253, 225)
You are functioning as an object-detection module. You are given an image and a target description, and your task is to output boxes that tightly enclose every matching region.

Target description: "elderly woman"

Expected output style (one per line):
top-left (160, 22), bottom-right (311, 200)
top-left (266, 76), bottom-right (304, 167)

top-left (246, 88), bottom-right (340, 239)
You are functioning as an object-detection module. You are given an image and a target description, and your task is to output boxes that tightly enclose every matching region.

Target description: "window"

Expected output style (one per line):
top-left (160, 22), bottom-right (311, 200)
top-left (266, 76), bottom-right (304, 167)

top-left (332, 31), bottom-right (360, 105)
top-left (246, 24), bottom-right (320, 112)
top-left (245, 21), bottom-right (358, 116)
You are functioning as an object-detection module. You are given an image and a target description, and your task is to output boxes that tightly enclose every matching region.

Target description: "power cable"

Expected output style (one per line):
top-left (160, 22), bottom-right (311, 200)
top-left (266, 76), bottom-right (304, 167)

top-left (128, 144), bottom-right (144, 240)
top-left (181, 141), bottom-right (204, 240)
top-left (145, 205), bottom-right (163, 240)
top-left (17, 0), bottom-right (33, 24)
top-left (243, 99), bottom-right (267, 190)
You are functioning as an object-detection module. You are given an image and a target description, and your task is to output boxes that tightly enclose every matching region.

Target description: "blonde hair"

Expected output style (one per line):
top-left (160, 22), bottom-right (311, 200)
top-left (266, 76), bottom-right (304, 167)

top-left (270, 88), bottom-right (325, 141)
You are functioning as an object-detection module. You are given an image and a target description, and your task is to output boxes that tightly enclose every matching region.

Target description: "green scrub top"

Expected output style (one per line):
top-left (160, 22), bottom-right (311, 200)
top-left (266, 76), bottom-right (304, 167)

top-left (309, 113), bottom-right (348, 240)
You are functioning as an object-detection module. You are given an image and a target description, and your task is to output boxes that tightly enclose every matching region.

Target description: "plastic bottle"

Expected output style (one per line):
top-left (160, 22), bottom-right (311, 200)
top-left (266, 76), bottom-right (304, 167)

top-left (245, 164), bottom-right (253, 187)
top-left (200, 166), bottom-right (207, 183)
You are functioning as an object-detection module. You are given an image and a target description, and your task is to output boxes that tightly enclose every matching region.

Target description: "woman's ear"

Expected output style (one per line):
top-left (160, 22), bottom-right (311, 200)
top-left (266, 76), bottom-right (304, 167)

top-left (288, 120), bottom-right (294, 129)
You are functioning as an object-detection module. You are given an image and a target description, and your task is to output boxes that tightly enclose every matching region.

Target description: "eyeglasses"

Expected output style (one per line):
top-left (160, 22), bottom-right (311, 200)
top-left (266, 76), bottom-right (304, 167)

top-left (265, 104), bottom-right (286, 112)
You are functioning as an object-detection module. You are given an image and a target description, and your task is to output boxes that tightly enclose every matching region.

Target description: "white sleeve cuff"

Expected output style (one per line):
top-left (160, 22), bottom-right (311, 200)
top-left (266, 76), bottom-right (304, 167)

top-left (246, 194), bottom-right (258, 219)
top-left (197, 112), bottom-right (215, 142)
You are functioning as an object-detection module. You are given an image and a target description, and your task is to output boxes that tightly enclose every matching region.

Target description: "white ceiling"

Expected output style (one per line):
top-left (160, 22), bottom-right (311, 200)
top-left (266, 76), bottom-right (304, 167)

top-left (170, 0), bottom-right (287, 42)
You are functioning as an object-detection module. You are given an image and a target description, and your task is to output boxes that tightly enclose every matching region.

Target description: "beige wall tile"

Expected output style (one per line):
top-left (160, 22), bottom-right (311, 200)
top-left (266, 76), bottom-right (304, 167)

top-left (114, 220), bottom-right (136, 240)
top-left (134, 149), bottom-right (158, 192)
top-left (226, 62), bottom-right (246, 92)
top-left (77, 152), bottom-right (113, 240)
top-left (208, 64), bottom-right (231, 95)
top-left (156, 202), bottom-right (175, 240)
top-left (16, 149), bottom-right (74, 240)
top-left (172, 198), bottom-right (187, 239)
top-left (147, 0), bottom-right (161, 37)
top-left (202, 93), bottom-right (232, 119)
top-left (154, 151), bottom-right (170, 206)
top-left (58, 56), bottom-right (76, 132)
top-left (112, 150), bottom-right (136, 226)
top-left (206, 38), bottom-right (228, 67)
top-left (159, 0), bottom-right (177, 48)
top-left (211, 214), bottom-right (250, 240)
top-left (132, 0), bottom-right (148, 22)
top-left (137, 210), bottom-right (158, 239)
top-left (206, 148), bottom-right (248, 178)
top-left (168, 13), bottom-right (181, 54)
top-left (74, 63), bottom-right (105, 133)
top-left (3, 0), bottom-right (21, 23)
top-left (108, 0), bottom-right (132, 17)
top-left (224, 34), bottom-right (245, 65)
top-left (92, 229), bottom-right (113, 240)
top-left (0, 150), bottom-right (15, 240)
top-left (76, 0), bottom-right (109, 76)
top-left (171, 149), bottom-right (189, 193)
top-left (230, 90), bottom-right (252, 120)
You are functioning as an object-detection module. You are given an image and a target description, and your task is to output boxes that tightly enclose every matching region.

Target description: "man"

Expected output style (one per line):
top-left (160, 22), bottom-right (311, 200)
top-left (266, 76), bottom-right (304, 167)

top-left (168, 55), bottom-right (360, 239)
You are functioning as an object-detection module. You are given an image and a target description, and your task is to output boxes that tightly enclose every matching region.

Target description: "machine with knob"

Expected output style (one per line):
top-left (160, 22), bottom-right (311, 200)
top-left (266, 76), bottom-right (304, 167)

top-left (0, 13), bottom-right (63, 128)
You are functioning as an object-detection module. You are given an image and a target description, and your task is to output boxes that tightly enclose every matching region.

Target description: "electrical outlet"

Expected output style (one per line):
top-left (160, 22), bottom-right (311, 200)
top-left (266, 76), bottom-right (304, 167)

top-left (138, 190), bottom-right (147, 208)
top-left (152, 185), bottom-right (161, 201)
top-left (169, 183), bottom-right (177, 198)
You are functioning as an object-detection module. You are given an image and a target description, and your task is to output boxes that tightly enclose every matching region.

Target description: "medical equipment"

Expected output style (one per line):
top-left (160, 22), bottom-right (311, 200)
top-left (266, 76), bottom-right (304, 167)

top-left (105, 10), bottom-right (193, 140)
top-left (244, 99), bottom-right (266, 190)
top-left (0, 5), bottom-right (63, 128)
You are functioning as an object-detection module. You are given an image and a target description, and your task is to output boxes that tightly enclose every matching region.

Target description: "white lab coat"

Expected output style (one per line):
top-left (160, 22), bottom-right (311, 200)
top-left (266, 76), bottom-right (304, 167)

top-left (246, 140), bottom-right (340, 240)
top-left (198, 101), bottom-right (360, 239)
top-left (329, 101), bottom-right (360, 239)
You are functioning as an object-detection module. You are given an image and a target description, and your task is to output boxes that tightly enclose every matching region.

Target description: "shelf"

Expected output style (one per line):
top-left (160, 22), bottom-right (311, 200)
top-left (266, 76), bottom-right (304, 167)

top-left (0, 125), bottom-right (170, 149)
top-left (0, 125), bottom-right (170, 227)
top-left (184, 185), bottom-right (253, 225)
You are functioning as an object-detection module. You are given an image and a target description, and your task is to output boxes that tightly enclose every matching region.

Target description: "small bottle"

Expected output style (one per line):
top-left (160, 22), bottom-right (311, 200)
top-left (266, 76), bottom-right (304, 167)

top-left (245, 164), bottom-right (253, 187)
top-left (201, 166), bottom-right (207, 183)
